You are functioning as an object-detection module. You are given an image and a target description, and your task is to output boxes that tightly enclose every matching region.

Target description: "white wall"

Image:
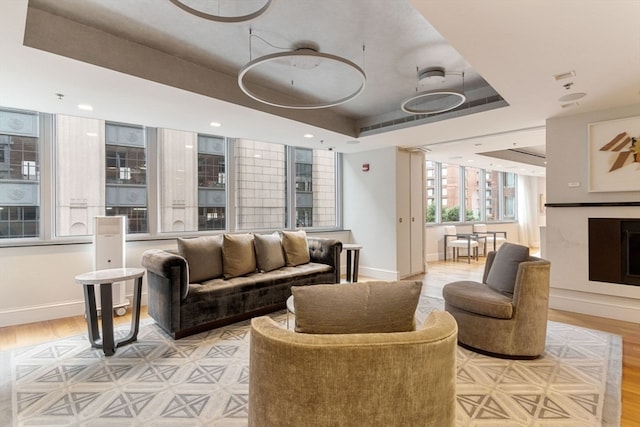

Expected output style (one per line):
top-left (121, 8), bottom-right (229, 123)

top-left (343, 146), bottom-right (400, 280)
top-left (545, 103), bottom-right (640, 323)
top-left (0, 230), bottom-right (349, 327)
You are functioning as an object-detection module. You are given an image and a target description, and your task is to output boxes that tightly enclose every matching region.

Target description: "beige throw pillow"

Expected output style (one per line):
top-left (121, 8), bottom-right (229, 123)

top-left (254, 232), bottom-right (286, 272)
top-left (281, 229), bottom-right (310, 266)
top-left (222, 234), bottom-right (257, 278)
top-left (292, 280), bottom-right (423, 334)
top-left (177, 235), bottom-right (223, 283)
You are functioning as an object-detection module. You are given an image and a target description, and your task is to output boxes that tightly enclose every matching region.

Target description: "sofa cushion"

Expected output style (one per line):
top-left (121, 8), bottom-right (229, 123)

top-left (282, 230), bottom-right (310, 266)
top-left (177, 235), bottom-right (223, 283)
top-left (292, 280), bottom-right (422, 334)
top-left (254, 232), bottom-right (286, 272)
top-left (222, 233), bottom-right (257, 279)
top-left (485, 242), bottom-right (530, 295)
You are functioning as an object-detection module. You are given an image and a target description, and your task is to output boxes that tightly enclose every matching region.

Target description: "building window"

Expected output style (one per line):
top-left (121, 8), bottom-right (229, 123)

top-left (464, 166), bottom-right (482, 221)
top-left (105, 122), bottom-right (147, 234)
top-left (293, 148), bottom-right (336, 228)
top-left (294, 148), bottom-right (313, 227)
top-left (0, 206), bottom-right (39, 238)
top-left (484, 170), bottom-right (499, 221)
top-left (503, 172), bottom-right (517, 220)
top-left (198, 134), bottom-right (226, 230)
top-left (425, 160), bottom-right (518, 224)
top-left (0, 109), bottom-right (40, 239)
top-left (235, 139), bottom-right (286, 230)
top-left (441, 163), bottom-right (460, 222)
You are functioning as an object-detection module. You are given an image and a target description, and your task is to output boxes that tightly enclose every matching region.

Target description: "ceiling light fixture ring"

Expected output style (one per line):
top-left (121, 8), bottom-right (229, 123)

top-left (169, 0), bottom-right (273, 23)
top-left (400, 90), bottom-right (466, 115)
top-left (238, 50), bottom-right (366, 109)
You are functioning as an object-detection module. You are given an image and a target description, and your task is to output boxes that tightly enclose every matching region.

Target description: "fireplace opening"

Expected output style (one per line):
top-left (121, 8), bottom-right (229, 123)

top-left (589, 218), bottom-right (640, 286)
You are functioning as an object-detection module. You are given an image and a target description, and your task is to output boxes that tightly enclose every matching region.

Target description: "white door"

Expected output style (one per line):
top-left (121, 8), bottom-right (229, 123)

top-left (409, 152), bottom-right (425, 275)
top-left (396, 150), bottom-right (411, 277)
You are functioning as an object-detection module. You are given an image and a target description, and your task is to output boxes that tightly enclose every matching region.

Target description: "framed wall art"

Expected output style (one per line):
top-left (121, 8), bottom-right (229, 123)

top-left (588, 115), bottom-right (640, 192)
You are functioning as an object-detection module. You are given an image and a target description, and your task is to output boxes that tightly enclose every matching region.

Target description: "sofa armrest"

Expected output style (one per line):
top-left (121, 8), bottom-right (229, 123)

top-left (141, 249), bottom-right (189, 301)
top-left (307, 237), bottom-right (342, 283)
top-left (141, 249), bottom-right (183, 276)
top-left (141, 249), bottom-right (190, 337)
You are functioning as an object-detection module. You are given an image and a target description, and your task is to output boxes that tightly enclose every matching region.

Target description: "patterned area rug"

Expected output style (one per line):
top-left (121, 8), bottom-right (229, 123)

top-left (1, 296), bottom-right (622, 426)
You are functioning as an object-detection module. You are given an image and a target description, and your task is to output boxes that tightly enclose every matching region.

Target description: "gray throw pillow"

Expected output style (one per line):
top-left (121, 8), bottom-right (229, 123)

top-left (292, 280), bottom-right (423, 334)
top-left (254, 232), bottom-right (286, 272)
top-left (177, 235), bottom-right (223, 283)
top-left (222, 233), bottom-right (257, 278)
top-left (485, 242), bottom-right (530, 295)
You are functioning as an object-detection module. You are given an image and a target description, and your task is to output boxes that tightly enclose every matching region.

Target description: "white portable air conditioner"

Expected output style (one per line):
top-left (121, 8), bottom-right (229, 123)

top-left (94, 215), bottom-right (129, 316)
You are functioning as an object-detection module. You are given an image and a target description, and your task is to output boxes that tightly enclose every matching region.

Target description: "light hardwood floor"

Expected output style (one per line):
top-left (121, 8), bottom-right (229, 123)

top-left (1, 260), bottom-right (638, 426)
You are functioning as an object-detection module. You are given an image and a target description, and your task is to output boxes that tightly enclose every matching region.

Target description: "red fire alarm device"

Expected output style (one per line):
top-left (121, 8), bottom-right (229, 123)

top-left (362, 163), bottom-right (370, 172)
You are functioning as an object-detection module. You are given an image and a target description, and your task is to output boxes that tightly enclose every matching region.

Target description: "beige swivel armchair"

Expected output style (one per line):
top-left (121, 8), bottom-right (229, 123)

top-left (443, 243), bottom-right (551, 358)
top-left (248, 282), bottom-right (458, 427)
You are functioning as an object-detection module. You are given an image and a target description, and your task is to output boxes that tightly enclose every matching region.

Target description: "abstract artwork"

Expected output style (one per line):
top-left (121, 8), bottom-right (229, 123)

top-left (588, 115), bottom-right (640, 192)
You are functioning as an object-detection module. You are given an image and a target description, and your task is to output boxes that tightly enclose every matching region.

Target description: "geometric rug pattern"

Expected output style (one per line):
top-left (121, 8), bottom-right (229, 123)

top-left (1, 295), bottom-right (622, 426)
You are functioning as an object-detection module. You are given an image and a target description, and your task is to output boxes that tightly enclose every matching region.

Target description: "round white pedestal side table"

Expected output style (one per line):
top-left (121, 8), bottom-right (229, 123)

top-left (75, 267), bottom-right (145, 356)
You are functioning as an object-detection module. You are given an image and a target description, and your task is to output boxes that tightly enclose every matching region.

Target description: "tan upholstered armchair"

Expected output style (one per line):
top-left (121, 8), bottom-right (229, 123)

top-left (443, 243), bottom-right (551, 358)
top-left (248, 310), bottom-right (458, 427)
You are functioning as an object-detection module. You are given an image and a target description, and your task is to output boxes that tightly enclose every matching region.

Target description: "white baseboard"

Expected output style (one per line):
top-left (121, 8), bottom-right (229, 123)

top-left (549, 290), bottom-right (640, 324)
top-left (357, 266), bottom-right (399, 281)
top-left (0, 293), bottom-right (149, 328)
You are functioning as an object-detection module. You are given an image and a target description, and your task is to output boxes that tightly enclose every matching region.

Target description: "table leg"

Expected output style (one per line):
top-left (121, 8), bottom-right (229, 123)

top-left (352, 250), bottom-right (360, 282)
top-left (444, 236), bottom-right (448, 261)
top-left (83, 285), bottom-right (101, 347)
top-left (346, 250), bottom-right (353, 282)
top-left (99, 283), bottom-right (116, 356)
top-left (466, 238), bottom-right (471, 264)
top-left (118, 276), bottom-right (143, 347)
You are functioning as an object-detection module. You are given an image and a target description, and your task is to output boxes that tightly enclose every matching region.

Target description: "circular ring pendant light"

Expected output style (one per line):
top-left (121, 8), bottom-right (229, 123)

top-left (169, 0), bottom-right (272, 23)
top-left (401, 67), bottom-right (466, 115)
top-left (400, 91), bottom-right (466, 115)
top-left (238, 49), bottom-right (367, 109)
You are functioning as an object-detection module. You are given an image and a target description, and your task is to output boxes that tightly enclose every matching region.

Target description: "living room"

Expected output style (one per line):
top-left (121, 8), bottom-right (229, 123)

top-left (1, 0), bottom-right (639, 425)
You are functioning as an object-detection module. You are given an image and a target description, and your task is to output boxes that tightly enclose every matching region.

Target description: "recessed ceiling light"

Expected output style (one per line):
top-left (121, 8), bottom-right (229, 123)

top-left (558, 93), bottom-right (586, 103)
top-left (77, 104), bottom-right (93, 111)
top-left (553, 70), bottom-right (576, 81)
top-left (86, 132), bottom-right (98, 137)
top-left (303, 133), bottom-right (314, 139)
top-left (467, 159), bottom-right (474, 163)
top-left (210, 122), bottom-right (222, 127)
top-left (346, 140), bottom-right (360, 145)
top-left (449, 156), bottom-right (463, 160)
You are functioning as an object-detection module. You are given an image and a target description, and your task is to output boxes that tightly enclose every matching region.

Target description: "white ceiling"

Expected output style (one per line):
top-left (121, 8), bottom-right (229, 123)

top-left (1, 0), bottom-right (639, 177)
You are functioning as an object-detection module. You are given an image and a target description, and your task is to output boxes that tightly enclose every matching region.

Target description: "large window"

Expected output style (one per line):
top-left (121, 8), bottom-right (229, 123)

top-left (425, 160), bottom-right (517, 224)
top-left (198, 134), bottom-right (226, 231)
top-left (235, 141), bottom-right (337, 230)
top-left (0, 107), bottom-right (341, 243)
top-left (464, 166), bottom-right (482, 221)
top-left (0, 109), bottom-right (40, 239)
top-left (105, 122), bottom-right (147, 234)
top-left (503, 172), bottom-right (517, 220)
top-left (235, 139), bottom-right (286, 230)
top-left (441, 163), bottom-right (460, 222)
